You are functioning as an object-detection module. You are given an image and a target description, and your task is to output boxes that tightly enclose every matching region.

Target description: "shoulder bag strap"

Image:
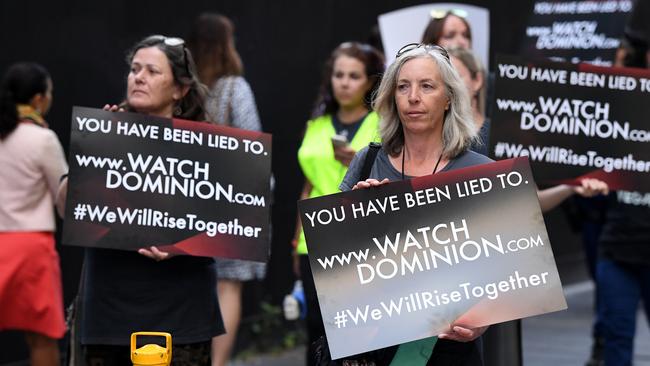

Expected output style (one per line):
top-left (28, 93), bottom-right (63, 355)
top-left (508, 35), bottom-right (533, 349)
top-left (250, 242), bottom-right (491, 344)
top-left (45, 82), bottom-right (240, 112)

top-left (359, 142), bottom-right (381, 181)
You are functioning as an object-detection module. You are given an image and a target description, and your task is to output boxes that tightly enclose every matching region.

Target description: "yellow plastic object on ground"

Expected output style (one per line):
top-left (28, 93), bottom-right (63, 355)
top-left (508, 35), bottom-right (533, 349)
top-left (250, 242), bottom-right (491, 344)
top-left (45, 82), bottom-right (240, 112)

top-left (131, 332), bottom-right (172, 366)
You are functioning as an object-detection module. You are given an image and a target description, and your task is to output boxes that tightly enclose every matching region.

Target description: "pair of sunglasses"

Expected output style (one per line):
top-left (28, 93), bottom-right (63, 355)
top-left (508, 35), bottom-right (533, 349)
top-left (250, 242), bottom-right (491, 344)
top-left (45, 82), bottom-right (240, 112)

top-left (395, 43), bottom-right (450, 61)
top-left (338, 41), bottom-right (375, 53)
top-left (147, 35), bottom-right (190, 75)
top-left (430, 8), bottom-right (468, 19)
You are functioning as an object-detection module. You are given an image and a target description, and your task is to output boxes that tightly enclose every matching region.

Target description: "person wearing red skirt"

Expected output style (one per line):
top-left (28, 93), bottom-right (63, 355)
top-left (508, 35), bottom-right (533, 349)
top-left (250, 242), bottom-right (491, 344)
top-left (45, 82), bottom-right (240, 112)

top-left (0, 62), bottom-right (68, 365)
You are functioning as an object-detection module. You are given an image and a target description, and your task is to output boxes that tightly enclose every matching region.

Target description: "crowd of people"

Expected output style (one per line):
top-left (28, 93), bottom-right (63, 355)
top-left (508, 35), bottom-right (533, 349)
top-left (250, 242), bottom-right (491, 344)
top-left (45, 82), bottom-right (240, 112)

top-left (1, 4), bottom-right (648, 366)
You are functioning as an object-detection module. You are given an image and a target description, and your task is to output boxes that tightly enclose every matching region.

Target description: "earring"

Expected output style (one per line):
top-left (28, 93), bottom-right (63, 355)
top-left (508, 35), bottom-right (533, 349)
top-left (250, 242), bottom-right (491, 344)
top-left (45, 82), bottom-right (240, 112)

top-left (174, 105), bottom-right (182, 116)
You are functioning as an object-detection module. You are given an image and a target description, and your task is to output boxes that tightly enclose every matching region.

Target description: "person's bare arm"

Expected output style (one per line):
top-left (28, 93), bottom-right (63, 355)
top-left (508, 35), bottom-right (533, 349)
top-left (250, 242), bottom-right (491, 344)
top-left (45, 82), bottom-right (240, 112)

top-left (538, 178), bottom-right (609, 213)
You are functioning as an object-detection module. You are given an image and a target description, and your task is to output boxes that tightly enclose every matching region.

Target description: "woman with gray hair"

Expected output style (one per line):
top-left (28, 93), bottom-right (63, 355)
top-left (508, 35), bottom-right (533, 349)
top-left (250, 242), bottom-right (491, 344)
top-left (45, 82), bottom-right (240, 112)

top-left (339, 43), bottom-right (609, 365)
top-left (340, 43), bottom-right (490, 365)
top-left (340, 43), bottom-right (490, 192)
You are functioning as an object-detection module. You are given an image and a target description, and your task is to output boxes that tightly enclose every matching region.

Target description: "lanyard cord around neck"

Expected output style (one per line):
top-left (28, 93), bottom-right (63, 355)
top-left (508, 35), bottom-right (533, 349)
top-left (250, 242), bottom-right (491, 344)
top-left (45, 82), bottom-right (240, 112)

top-left (401, 145), bottom-right (444, 181)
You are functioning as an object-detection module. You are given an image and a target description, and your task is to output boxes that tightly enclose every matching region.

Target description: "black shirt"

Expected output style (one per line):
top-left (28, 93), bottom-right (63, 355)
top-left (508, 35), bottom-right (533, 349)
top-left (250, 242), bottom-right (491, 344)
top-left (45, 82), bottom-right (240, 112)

top-left (332, 112), bottom-right (368, 143)
top-left (340, 147), bottom-right (493, 191)
top-left (80, 248), bottom-right (224, 345)
top-left (599, 190), bottom-right (650, 265)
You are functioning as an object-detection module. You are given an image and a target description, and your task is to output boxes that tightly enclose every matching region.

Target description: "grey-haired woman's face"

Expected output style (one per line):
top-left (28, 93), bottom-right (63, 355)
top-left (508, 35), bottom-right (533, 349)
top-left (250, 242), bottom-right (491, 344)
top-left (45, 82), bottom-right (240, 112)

top-left (395, 57), bottom-right (450, 135)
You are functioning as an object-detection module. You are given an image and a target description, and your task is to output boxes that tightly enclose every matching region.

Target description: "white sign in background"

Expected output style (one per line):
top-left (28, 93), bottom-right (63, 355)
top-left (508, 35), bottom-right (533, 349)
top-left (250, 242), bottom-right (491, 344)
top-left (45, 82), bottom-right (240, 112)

top-left (378, 3), bottom-right (490, 68)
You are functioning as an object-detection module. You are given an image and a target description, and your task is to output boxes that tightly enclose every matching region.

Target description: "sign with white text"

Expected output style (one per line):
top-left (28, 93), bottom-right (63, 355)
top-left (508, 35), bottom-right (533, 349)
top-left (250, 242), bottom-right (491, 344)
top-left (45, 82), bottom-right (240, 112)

top-left (520, 0), bottom-right (632, 65)
top-left (490, 56), bottom-right (650, 191)
top-left (62, 107), bottom-right (271, 261)
top-left (299, 157), bottom-right (566, 359)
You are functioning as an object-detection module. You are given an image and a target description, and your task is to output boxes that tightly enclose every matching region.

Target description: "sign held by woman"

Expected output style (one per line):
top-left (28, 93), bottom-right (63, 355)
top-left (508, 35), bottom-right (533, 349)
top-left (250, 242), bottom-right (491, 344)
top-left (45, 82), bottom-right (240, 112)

top-left (62, 106), bottom-right (271, 261)
top-left (299, 157), bottom-right (566, 359)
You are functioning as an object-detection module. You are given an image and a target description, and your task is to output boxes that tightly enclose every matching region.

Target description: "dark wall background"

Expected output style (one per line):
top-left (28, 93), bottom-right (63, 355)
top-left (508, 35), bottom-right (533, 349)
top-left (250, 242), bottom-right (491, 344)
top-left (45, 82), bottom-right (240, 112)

top-left (4, 1), bottom-right (589, 363)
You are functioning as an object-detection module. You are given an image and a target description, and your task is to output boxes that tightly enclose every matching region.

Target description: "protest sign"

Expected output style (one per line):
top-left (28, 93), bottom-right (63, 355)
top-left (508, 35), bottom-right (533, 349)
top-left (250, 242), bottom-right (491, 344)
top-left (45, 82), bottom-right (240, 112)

top-left (378, 3), bottom-right (489, 67)
top-left (520, 0), bottom-right (632, 65)
top-left (490, 56), bottom-right (650, 191)
top-left (298, 157), bottom-right (566, 359)
top-left (62, 107), bottom-right (271, 261)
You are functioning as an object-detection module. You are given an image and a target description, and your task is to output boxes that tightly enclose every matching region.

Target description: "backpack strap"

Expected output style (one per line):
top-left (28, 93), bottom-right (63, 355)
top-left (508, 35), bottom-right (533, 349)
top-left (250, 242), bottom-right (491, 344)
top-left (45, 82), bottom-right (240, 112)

top-left (359, 142), bottom-right (381, 181)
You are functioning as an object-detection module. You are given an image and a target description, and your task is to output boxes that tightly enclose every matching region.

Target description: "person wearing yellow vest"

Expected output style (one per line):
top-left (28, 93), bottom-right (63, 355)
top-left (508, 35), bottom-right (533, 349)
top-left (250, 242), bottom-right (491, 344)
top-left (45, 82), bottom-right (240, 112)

top-left (292, 42), bottom-right (384, 366)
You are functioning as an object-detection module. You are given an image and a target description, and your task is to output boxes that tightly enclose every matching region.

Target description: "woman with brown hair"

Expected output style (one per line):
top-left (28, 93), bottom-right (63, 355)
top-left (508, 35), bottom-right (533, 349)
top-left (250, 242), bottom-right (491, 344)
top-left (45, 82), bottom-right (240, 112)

top-left (77, 35), bottom-right (223, 365)
top-left (421, 10), bottom-right (472, 50)
top-left (294, 41), bottom-right (385, 365)
top-left (188, 13), bottom-right (261, 131)
top-left (187, 13), bottom-right (264, 366)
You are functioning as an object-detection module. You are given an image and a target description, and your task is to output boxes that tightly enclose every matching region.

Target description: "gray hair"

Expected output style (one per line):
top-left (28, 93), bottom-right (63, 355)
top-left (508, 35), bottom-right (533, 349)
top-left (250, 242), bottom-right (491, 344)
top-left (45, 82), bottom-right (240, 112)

top-left (372, 46), bottom-right (477, 158)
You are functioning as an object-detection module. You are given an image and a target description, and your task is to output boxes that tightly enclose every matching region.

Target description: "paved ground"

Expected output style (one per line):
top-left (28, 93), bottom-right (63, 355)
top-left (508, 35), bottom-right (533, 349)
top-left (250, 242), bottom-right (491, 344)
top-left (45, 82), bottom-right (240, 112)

top-left (522, 280), bottom-right (650, 366)
top-left (230, 280), bottom-right (650, 366)
top-left (6, 280), bottom-right (646, 366)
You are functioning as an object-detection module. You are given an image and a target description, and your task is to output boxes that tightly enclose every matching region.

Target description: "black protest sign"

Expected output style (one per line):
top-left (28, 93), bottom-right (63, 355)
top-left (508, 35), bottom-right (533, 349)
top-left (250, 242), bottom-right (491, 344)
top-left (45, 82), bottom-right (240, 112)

top-left (62, 107), bottom-right (271, 261)
top-left (298, 157), bottom-right (566, 359)
top-left (520, 0), bottom-right (632, 65)
top-left (490, 56), bottom-right (650, 191)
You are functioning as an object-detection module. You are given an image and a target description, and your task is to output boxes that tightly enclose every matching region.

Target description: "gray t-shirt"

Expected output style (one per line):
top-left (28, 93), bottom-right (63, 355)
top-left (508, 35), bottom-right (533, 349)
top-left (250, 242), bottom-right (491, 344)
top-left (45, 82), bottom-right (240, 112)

top-left (340, 146), bottom-right (493, 191)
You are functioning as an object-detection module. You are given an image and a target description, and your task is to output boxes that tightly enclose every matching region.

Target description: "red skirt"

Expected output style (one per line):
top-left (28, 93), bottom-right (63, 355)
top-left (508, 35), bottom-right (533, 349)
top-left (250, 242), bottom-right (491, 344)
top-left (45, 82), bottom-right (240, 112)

top-left (0, 232), bottom-right (65, 339)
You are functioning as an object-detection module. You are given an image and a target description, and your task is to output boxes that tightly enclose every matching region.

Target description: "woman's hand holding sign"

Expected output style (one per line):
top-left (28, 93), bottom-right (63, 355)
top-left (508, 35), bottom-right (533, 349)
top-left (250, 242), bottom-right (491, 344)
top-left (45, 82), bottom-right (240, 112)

top-left (138, 246), bottom-right (176, 261)
top-left (538, 178), bottom-right (609, 213)
top-left (102, 103), bottom-right (173, 261)
top-left (352, 178), bottom-right (390, 190)
top-left (574, 178), bottom-right (609, 197)
top-left (102, 104), bottom-right (125, 112)
top-left (438, 325), bottom-right (489, 342)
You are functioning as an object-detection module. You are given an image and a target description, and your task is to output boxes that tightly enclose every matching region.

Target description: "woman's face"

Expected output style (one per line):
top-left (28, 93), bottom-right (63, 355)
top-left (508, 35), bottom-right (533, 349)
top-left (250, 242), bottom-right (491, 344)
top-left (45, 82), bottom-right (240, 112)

top-left (38, 78), bottom-right (53, 116)
top-left (395, 57), bottom-right (449, 135)
top-left (438, 15), bottom-right (471, 50)
top-left (127, 46), bottom-right (182, 118)
top-left (331, 55), bottom-right (371, 110)
top-left (451, 56), bottom-right (481, 99)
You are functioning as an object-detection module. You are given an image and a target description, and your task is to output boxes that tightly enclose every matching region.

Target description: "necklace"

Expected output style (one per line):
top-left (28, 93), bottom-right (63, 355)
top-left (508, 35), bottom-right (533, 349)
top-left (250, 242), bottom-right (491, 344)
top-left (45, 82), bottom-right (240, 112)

top-left (401, 146), bottom-right (444, 180)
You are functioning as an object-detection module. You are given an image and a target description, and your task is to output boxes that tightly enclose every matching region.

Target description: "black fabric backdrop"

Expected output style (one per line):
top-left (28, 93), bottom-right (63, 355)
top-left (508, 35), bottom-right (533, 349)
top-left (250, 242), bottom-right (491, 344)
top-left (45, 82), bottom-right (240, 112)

top-left (0, 0), bottom-right (551, 363)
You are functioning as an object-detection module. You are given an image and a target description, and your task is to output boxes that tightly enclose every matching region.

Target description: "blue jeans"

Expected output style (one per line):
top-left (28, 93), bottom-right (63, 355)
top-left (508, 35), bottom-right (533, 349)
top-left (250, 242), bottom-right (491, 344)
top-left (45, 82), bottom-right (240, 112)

top-left (597, 258), bottom-right (650, 366)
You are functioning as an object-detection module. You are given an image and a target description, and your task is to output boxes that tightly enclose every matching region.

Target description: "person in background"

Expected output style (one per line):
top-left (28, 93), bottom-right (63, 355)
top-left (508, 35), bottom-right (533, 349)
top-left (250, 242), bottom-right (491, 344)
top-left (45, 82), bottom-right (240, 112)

top-left (187, 13), bottom-right (265, 366)
top-left (422, 9), bottom-right (472, 50)
top-left (74, 35), bottom-right (223, 365)
top-left (422, 10), bottom-right (500, 145)
top-left (293, 41), bottom-right (384, 365)
top-left (594, 14), bottom-right (650, 365)
top-left (0, 62), bottom-right (67, 366)
top-left (447, 47), bottom-right (488, 155)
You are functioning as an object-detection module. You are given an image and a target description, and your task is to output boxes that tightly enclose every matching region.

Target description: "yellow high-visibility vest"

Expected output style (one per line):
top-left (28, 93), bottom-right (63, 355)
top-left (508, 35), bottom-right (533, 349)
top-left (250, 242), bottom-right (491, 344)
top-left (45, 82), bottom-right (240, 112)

top-left (296, 112), bottom-right (380, 255)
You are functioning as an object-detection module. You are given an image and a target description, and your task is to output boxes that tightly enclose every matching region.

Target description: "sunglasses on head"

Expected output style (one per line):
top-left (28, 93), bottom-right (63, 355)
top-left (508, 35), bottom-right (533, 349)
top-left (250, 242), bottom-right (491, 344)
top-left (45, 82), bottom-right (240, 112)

top-left (395, 43), bottom-right (450, 61)
top-left (430, 8), bottom-right (468, 19)
top-left (148, 34), bottom-right (185, 47)
top-left (146, 35), bottom-right (190, 75)
top-left (338, 41), bottom-right (375, 53)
